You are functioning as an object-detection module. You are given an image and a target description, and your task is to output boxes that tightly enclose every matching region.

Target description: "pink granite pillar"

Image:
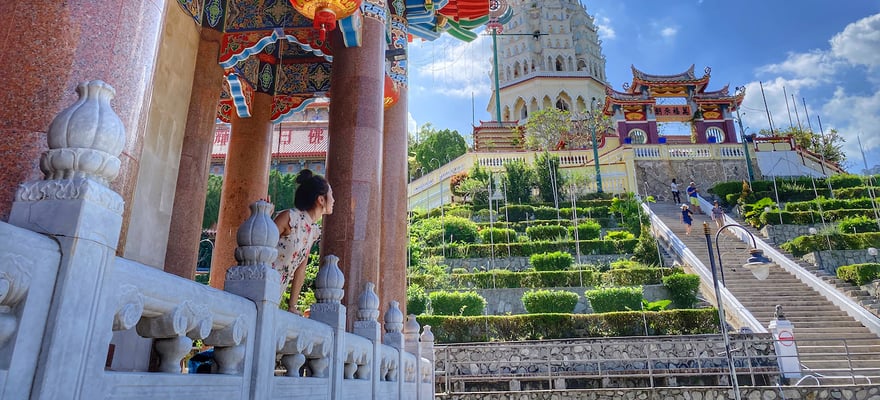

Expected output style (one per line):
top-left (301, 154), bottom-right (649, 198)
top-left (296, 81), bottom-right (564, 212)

top-left (379, 13), bottom-right (410, 317)
top-left (0, 1), bottom-right (166, 249)
top-left (164, 29), bottom-right (226, 279)
top-left (322, 8), bottom-right (386, 328)
top-left (381, 88), bottom-right (409, 317)
top-left (209, 92), bottom-right (274, 289)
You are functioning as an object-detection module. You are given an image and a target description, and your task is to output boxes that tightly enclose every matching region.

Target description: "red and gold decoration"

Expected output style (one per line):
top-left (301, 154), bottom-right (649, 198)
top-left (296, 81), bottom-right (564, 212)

top-left (383, 74), bottom-right (400, 109)
top-left (289, 0), bottom-right (362, 41)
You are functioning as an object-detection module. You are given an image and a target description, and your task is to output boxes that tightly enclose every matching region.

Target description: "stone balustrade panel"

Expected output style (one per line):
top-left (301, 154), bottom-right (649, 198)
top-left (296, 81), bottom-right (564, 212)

top-left (0, 221), bottom-right (61, 400)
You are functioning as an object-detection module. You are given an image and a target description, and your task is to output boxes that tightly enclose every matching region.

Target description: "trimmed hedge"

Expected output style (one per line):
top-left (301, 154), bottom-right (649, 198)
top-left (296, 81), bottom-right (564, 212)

top-left (662, 273), bottom-right (701, 308)
top-left (780, 232), bottom-right (880, 257)
top-left (585, 286), bottom-right (643, 313)
top-left (836, 263), bottom-right (880, 286)
top-left (530, 251), bottom-right (574, 271)
top-left (526, 225), bottom-right (569, 241)
top-left (424, 239), bottom-right (638, 258)
top-left (839, 215), bottom-right (880, 234)
top-left (522, 289), bottom-right (580, 313)
top-left (603, 267), bottom-right (682, 287)
top-left (416, 309), bottom-right (718, 342)
top-left (407, 284), bottom-right (430, 315)
top-left (479, 227), bottom-right (518, 243)
top-left (428, 291), bottom-right (486, 316)
top-left (569, 221), bottom-right (601, 240)
top-left (784, 197), bottom-right (876, 212)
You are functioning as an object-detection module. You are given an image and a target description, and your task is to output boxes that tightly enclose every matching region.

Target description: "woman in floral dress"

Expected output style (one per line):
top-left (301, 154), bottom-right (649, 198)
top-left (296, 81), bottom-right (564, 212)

top-left (272, 169), bottom-right (334, 312)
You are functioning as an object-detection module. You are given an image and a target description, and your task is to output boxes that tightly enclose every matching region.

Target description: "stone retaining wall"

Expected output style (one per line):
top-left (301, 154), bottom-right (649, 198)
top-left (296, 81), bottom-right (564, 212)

top-left (444, 254), bottom-right (629, 272)
top-left (759, 224), bottom-right (822, 244)
top-left (802, 249), bottom-right (879, 273)
top-left (438, 386), bottom-right (879, 400)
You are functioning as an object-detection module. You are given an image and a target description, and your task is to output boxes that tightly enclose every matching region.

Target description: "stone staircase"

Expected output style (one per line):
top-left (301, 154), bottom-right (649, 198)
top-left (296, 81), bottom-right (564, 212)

top-left (725, 215), bottom-right (880, 318)
top-left (648, 202), bottom-right (880, 384)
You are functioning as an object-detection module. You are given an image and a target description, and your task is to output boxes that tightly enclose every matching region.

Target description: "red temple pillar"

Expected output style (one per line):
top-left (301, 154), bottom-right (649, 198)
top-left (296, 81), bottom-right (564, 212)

top-left (322, 4), bottom-right (386, 328)
top-left (164, 29), bottom-right (226, 279)
top-left (0, 0), bottom-right (166, 251)
top-left (209, 92), bottom-right (274, 288)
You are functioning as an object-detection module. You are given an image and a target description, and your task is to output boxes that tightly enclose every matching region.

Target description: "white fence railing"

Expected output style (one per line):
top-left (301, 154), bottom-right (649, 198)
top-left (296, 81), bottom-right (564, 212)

top-left (0, 80), bottom-right (433, 400)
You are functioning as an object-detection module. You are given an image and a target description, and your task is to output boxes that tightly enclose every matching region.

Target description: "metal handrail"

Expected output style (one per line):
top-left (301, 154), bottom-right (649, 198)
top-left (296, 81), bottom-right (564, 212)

top-left (641, 202), bottom-right (767, 333)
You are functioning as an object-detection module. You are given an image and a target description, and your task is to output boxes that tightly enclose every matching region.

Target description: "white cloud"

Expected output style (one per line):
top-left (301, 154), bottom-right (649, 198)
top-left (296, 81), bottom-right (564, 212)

top-left (745, 12), bottom-right (880, 167)
top-left (830, 13), bottom-right (880, 68)
top-left (660, 26), bottom-right (678, 39)
top-left (595, 16), bottom-right (616, 40)
top-left (756, 50), bottom-right (842, 80)
top-left (409, 34), bottom-right (494, 98)
top-left (407, 112), bottom-right (418, 134)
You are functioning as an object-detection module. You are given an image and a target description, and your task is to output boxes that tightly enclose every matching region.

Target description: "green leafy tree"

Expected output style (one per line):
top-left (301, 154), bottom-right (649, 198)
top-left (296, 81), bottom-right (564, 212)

top-left (412, 123), bottom-right (467, 175)
top-left (534, 152), bottom-right (565, 203)
top-left (203, 174), bottom-right (223, 229)
top-left (758, 126), bottom-right (846, 165)
top-left (502, 159), bottom-right (535, 203)
top-left (523, 108), bottom-right (570, 151)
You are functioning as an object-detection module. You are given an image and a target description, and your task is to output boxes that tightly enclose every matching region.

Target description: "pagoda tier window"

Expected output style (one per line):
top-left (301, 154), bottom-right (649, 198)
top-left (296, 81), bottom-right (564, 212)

top-left (706, 127), bottom-right (725, 143)
top-left (521, 105), bottom-right (528, 119)
top-left (556, 99), bottom-right (569, 111)
top-left (555, 56), bottom-right (564, 71)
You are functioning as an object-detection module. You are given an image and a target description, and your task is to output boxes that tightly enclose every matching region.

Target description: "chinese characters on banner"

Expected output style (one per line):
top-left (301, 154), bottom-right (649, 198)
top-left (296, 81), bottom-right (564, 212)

top-left (654, 105), bottom-right (691, 118)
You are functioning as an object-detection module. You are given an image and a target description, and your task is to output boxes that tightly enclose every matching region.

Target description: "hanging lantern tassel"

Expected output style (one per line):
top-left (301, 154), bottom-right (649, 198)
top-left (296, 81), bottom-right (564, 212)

top-left (289, 0), bottom-right (361, 43)
top-left (314, 8), bottom-right (337, 42)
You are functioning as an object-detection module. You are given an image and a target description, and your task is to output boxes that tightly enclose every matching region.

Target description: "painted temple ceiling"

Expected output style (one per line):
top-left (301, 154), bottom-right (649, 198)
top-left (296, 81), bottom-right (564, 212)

top-left (176, 0), bottom-right (512, 121)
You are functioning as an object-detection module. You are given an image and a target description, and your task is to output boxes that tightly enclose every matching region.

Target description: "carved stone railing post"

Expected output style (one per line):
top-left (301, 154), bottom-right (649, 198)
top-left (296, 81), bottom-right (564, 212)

top-left (354, 282), bottom-right (381, 397)
top-left (404, 314), bottom-right (422, 399)
top-left (223, 200), bottom-right (279, 399)
top-left (384, 301), bottom-right (404, 397)
top-left (309, 255), bottom-right (346, 400)
top-left (8, 80), bottom-right (126, 399)
top-left (419, 326), bottom-right (436, 400)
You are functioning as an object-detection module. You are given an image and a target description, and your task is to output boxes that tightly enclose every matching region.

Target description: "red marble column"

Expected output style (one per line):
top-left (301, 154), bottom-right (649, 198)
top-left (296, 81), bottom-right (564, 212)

top-left (209, 92), bottom-right (274, 289)
top-left (322, 12), bottom-right (386, 327)
top-left (380, 88), bottom-right (409, 317)
top-left (164, 29), bottom-right (225, 279)
top-left (0, 1), bottom-right (166, 249)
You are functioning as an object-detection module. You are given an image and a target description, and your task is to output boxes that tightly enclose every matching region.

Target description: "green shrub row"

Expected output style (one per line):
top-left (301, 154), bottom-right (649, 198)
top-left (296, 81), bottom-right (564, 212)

top-left (526, 225), bottom-right (569, 241)
top-left (416, 309), bottom-right (718, 342)
top-left (784, 197), bottom-right (877, 212)
top-left (409, 266), bottom-right (685, 290)
top-left (758, 209), bottom-right (876, 227)
top-left (479, 227), bottom-right (518, 243)
top-left (423, 239), bottom-right (638, 258)
top-left (497, 205), bottom-right (613, 222)
top-left (711, 175), bottom-right (878, 205)
top-left (478, 217), bottom-right (616, 231)
top-left (522, 290), bottom-right (580, 313)
top-left (530, 251), bottom-right (574, 271)
top-left (836, 263), bottom-right (880, 286)
top-left (780, 232), bottom-right (880, 257)
top-left (839, 216), bottom-right (880, 234)
top-left (662, 273), bottom-right (701, 308)
top-left (569, 221), bottom-right (602, 240)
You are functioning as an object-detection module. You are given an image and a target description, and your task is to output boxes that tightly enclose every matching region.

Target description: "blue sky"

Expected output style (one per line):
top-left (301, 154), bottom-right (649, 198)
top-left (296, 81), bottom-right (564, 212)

top-left (405, 0), bottom-right (880, 173)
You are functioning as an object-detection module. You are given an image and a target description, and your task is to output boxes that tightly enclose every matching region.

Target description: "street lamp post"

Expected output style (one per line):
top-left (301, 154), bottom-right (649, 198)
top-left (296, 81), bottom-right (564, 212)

top-left (734, 86), bottom-right (755, 185)
top-left (702, 222), bottom-right (774, 400)
top-left (590, 97), bottom-right (604, 193)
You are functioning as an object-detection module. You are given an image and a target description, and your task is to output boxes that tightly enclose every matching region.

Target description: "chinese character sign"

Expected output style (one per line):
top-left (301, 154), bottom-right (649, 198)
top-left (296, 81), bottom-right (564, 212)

top-left (308, 128), bottom-right (325, 144)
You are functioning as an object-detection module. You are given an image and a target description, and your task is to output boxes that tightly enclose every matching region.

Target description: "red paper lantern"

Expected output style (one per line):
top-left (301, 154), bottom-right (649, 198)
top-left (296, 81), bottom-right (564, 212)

top-left (384, 75), bottom-right (400, 109)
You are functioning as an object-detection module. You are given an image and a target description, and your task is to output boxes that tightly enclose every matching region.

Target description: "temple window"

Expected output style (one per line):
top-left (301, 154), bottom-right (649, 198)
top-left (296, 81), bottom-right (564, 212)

top-left (628, 129), bottom-right (647, 144)
top-left (706, 127), bottom-right (725, 143)
top-left (555, 57), bottom-right (564, 71)
top-left (521, 105), bottom-right (528, 119)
